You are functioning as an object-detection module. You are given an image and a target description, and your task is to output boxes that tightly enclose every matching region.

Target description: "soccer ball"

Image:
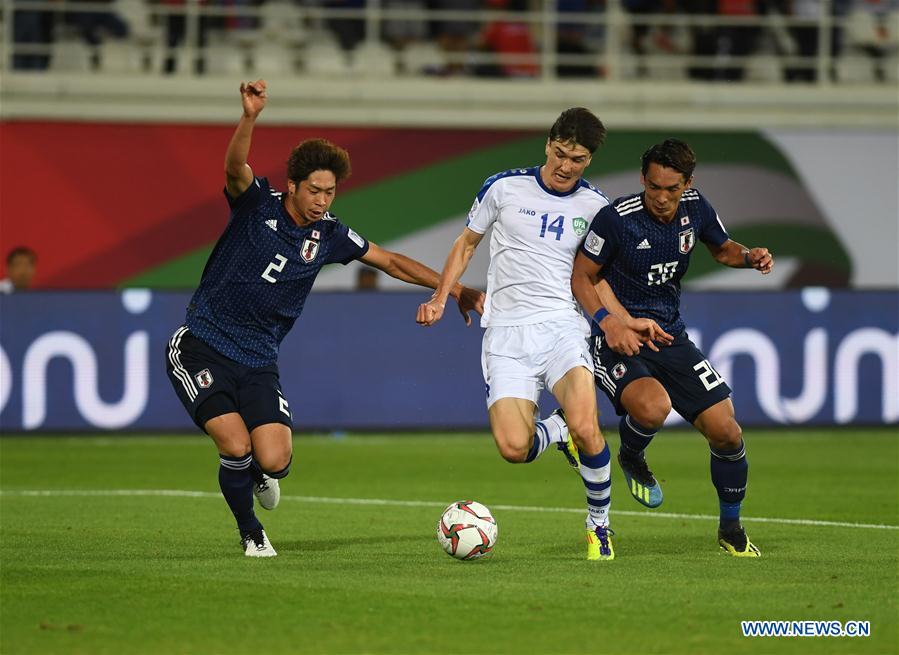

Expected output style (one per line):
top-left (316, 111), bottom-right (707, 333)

top-left (436, 500), bottom-right (498, 560)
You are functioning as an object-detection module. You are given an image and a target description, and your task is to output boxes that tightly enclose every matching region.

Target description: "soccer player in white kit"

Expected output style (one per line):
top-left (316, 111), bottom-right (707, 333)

top-left (418, 108), bottom-right (626, 559)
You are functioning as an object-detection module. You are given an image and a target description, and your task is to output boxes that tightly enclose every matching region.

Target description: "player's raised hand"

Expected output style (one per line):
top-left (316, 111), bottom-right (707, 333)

top-left (747, 247), bottom-right (773, 275)
top-left (628, 317), bottom-right (674, 352)
top-left (417, 296), bottom-right (446, 327)
top-left (455, 287), bottom-right (485, 327)
top-left (240, 80), bottom-right (267, 119)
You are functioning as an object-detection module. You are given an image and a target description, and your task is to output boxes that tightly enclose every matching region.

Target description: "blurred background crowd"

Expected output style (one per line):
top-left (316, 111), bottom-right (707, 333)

top-left (7, 0), bottom-right (898, 82)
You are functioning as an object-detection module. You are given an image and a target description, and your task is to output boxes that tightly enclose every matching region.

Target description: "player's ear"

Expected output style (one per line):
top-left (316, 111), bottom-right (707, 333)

top-left (684, 175), bottom-right (694, 189)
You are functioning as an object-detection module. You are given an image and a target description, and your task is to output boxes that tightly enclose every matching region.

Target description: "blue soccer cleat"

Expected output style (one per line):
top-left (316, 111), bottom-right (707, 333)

top-left (618, 448), bottom-right (664, 508)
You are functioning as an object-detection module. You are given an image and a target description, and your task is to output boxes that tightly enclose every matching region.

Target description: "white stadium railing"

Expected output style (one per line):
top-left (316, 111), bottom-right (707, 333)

top-left (1, 0), bottom-right (897, 127)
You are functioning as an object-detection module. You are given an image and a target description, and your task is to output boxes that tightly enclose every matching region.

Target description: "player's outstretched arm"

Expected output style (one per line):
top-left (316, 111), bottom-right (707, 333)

top-left (225, 79), bottom-right (267, 198)
top-left (360, 238), bottom-right (485, 326)
top-left (707, 239), bottom-right (774, 275)
top-left (416, 228), bottom-right (484, 327)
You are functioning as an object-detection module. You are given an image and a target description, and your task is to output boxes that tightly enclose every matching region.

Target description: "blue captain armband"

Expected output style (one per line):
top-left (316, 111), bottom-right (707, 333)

top-left (592, 308), bottom-right (610, 326)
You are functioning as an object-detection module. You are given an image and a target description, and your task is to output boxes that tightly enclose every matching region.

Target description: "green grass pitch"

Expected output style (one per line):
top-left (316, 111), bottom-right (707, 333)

top-left (1, 429), bottom-right (896, 655)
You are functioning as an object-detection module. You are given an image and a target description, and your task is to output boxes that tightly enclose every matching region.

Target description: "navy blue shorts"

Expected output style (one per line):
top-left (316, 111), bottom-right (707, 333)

top-left (590, 330), bottom-right (731, 424)
top-left (165, 326), bottom-right (293, 433)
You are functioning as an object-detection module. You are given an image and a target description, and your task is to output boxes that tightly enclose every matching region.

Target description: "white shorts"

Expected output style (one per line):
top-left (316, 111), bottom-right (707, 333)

top-left (481, 315), bottom-right (593, 408)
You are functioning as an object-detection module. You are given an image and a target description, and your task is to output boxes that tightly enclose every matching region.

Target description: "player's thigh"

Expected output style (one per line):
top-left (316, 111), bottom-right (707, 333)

top-left (165, 325), bottom-right (242, 432)
top-left (590, 334), bottom-right (656, 417)
top-left (653, 335), bottom-right (732, 425)
top-left (551, 366), bottom-right (604, 454)
top-left (487, 397), bottom-right (538, 463)
top-left (481, 326), bottom-right (542, 410)
top-left (204, 411), bottom-right (252, 457)
top-left (693, 397), bottom-right (742, 449)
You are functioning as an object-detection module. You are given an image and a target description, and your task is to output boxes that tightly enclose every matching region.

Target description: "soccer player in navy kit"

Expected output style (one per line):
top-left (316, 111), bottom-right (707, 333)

top-left (166, 80), bottom-right (484, 557)
top-left (572, 139), bottom-right (773, 557)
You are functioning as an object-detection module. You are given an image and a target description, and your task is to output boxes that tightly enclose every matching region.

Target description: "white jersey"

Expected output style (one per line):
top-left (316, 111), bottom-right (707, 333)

top-left (466, 166), bottom-right (610, 327)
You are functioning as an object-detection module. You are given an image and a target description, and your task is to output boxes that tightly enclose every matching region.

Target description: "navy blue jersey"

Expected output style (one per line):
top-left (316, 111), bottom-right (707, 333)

top-left (580, 188), bottom-right (729, 335)
top-left (186, 176), bottom-right (369, 367)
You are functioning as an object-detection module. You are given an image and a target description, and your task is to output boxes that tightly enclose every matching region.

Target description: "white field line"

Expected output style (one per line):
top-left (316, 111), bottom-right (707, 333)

top-left (1, 489), bottom-right (897, 532)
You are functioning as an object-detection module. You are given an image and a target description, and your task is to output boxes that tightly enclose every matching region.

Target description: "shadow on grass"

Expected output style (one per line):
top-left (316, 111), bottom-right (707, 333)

top-left (277, 534), bottom-right (431, 552)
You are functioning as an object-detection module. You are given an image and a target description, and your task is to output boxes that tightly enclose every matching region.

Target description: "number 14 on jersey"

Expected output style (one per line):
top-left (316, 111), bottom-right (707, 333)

top-left (539, 214), bottom-right (565, 241)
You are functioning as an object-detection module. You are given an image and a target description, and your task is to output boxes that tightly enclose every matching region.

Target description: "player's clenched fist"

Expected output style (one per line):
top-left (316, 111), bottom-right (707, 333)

top-left (747, 247), bottom-right (773, 275)
top-left (239, 80), bottom-right (267, 118)
top-left (417, 299), bottom-right (445, 326)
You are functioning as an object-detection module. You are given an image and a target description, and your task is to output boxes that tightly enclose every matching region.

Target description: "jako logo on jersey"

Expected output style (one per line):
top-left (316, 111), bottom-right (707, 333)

top-left (301, 238), bottom-right (319, 263)
top-left (679, 228), bottom-right (695, 254)
top-left (518, 208), bottom-right (536, 216)
top-left (572, 217), bottom-right (588, 236)
top-left (612, 362), bottom-right (627, 380)
top-left (195, 368), bottom-right (214, 388)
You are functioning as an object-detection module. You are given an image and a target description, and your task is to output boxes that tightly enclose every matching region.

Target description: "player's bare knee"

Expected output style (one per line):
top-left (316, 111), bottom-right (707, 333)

top-left (216, 437), bottom-right (251, 458)
top-left (630, 397), bottom-right (671, 430)
top-left (568, 419), bottom-right (600, 449)
top-left (708, 421), bottom-right (742, 450)
top-left (255, 448), bottom-right (292, 473)
top-left (496, 438), bottom-right (529, 463)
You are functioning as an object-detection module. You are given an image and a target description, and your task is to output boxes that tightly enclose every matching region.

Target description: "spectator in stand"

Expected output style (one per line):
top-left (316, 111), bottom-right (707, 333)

top-left (325, 0), bottom-right (366, 52)
top-left (844, 0), bottom-right (897, 81)
top-left (429, 0), bottom-right (481, 75)
top-left (687, 0), bottom-right (763, 80)
top-left (12, 5), bottom-right (53, 70)
top-left (384, 0), bottom-right (428, 51)
top-left (557, 0), bottom-right (601, 77)
top-left (66, 0), bottom-right (129, 48)
top-left (623, 0), bottom-right (681, 77)
top-left (0, 247), bottom-right (37, 293)
top-left (162, 0), bottom-right (217, 74)
top-left (478, 0), bottom-right (539, 77)
top-left (781, 0), bottom-right (842, 82)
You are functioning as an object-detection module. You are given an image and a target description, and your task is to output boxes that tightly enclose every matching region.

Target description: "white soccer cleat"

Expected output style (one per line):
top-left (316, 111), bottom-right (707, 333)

top-left (241, 528), bottom-right (277, 557)
top-left (253, 475), bottom-right (280, 510)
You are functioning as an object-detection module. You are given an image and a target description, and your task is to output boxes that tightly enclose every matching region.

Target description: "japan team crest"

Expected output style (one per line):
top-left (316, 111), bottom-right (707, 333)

top-left (611, 362), bottom-right (627, 380)
top-left (195, 368), bottom-right (214, 388)
top-left (679, 228), bottom-right (695, 254)
top-left (301, 238), bottom-right (320, 263)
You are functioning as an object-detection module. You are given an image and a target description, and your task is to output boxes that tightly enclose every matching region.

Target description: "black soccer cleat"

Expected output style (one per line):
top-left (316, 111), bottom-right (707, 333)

top-left (718, 525), bottom-right (761, 558)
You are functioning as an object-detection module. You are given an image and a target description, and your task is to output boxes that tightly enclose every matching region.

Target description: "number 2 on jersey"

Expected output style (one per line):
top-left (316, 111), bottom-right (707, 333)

top-left (539, 214), bottom-right (565, 241)
top-left (261, 254), bottom-right (288, 283)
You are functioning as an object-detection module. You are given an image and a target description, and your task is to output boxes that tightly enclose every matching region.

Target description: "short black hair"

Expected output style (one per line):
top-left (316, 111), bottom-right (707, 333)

top-left (286, 138), bottom-right (352, 184)
top-left (641, 139), bottom-right (696, 180)
top-left (548, 107), bottom-right (606, 154)
top-left (7, 246), bottom-right (36, 265)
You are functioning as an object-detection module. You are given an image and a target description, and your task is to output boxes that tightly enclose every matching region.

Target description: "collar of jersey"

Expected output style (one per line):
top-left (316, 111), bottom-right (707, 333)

top-left (535, 167), bottom-right (582, 198)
